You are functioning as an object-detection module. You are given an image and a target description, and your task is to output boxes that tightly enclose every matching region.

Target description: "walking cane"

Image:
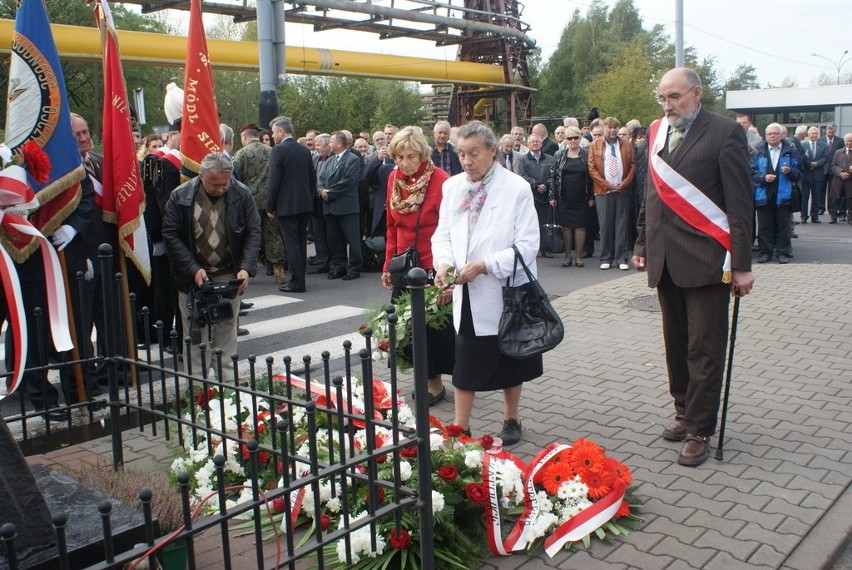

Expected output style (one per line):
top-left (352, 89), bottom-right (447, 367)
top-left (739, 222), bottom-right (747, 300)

top-left (715, 294), bottom-right (741, 461)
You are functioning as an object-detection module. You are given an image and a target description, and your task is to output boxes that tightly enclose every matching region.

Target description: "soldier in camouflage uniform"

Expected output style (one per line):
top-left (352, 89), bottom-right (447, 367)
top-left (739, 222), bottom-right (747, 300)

top-left (234, 123), bottom-right (286, 283)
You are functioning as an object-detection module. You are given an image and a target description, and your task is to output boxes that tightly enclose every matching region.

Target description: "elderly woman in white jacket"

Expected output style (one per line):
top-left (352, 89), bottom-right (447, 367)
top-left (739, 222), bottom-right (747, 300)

top-left (432, 121), bottom-right (542, 445)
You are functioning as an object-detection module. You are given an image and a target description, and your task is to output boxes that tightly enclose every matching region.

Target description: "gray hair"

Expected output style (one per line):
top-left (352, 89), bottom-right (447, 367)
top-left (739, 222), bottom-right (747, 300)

top-left (625, 119), bottom-right (641, 131)
top-left (499, 134), bottom-right (513, 145)
top-left (797, 125), bottom-right (810, 135)
top-left (456, 120), bottom-right (498, 150)
top-left (199, 152), bottom-right (234, 176)
top-left (683, 68), bottom-right (702, 89)
top-left (807, 126), bottom-right (819, 135)
top-left (270, 116), bottom-right (293, 135)
top-left (219, 123), bottom-right (234, 146)
top-left (563, 117), bottom-right (579, 128)
top-left (315, 133), bottom-right (331, 147)
top-left (434, 120), bottom-right (451, 131)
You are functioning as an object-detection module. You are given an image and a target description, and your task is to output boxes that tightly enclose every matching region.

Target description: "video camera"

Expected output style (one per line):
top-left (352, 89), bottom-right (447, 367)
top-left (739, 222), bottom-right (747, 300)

top-left (191, 278), bottom-right (244, 327)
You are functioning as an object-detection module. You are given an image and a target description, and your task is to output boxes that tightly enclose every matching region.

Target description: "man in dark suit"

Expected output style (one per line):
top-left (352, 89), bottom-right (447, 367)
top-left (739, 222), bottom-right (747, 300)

top-left (822, 124), bottom-right (845, 217)
top-left (320, 131), bottom-right (363, 280)
top-left (828, 133), bottom-right (852, 224)
top-left (430, 121), bottom-right (462, 175)
top-left (267, 117), bottom-right (317, 293)
top-left (801, 127), bottom-right (830, 223)
top-left (513, 133), bottom-right (556, 257)
top-left (497, 134), bottom-right (523, 172)
top-left (633, 67), bottom-right (755, 467)
top-left (532, 123), bottom-right (559, 156)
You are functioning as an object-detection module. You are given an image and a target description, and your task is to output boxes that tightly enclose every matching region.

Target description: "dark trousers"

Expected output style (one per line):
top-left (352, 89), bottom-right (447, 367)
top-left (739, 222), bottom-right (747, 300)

top-left (326, 212), bottom-right (363, 275)
top-left (151, 254), bottom-right (177, 342)
top-left (278, 213), bottom-right (310, 290)
top-left (757, 203), bottom-right (792, 257)
top-left (657, 265), bottom-right (730, 436)
top-left (310, 212), bottom-right (330, 266)
top-left (801, 178), bottom-right (823, 220)
top-left (534, 200), bottom-right (548, 250)
top-left (830, 179), bottom-right (852, 219)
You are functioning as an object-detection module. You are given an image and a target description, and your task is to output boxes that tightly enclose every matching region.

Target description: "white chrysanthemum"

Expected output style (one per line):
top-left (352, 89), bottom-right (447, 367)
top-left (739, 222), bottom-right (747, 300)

top-left (560, 476), bottom-right (589, 501)
top-left (431, 490), bottom-right (445, 514)
top-left (530, 512), bottom-right (559, 539)
top-left (326, 497), bottom-right (342, 513)
top-left (494, 460), bottom-right (524, 503)
top-left (398, 461), bottom-right (412, 482)
top-left (301, 487), bottom-right (315, 518)
top-left (429, 434), bottom-right (446, 451)
top-left (397, 405), bottom-right (416, 428)
top-left (536, 491), bottom-right (554, 513)
top-left (464, 450), bottom-right (483, 469)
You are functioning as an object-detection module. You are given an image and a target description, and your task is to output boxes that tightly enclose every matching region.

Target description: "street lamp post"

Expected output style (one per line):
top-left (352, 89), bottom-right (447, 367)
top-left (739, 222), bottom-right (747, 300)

top-left (812, 50), bottom-right (851, 85)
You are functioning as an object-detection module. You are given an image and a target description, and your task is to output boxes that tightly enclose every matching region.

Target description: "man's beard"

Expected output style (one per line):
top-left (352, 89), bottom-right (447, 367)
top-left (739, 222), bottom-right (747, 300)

top-left (605, 134), bottom-right (618, 144)
top-left (667, 105), bottom-right (699, 128)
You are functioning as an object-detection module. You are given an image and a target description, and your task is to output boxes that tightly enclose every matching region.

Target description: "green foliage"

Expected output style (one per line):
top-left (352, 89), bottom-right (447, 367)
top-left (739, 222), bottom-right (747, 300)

top-left (277, 76), bottom-right (424, 136)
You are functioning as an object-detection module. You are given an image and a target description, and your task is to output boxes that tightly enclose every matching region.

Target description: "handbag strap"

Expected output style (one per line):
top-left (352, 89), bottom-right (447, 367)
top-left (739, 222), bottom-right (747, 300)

top-left (506, 245), bottom-right (537, 287)
top-left (548, 204), bottom-right (559, 225)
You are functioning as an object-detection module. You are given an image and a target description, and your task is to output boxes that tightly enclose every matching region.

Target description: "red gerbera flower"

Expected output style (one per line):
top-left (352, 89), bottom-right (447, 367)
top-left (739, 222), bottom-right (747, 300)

top-left (580, 467), bottom-right (613, 500)
top-left (615, 500), bottom-right (631, 518)
top-left (541, 462), bottom-right (574, 495)
top-left (19, 141), bottom-right (51, 184)
top-left (401, 446), bottom-right (418, 459)
top-left (389, 528), bottom-right (411, 549)
top-left (604, 456), bottom-right (632, 487)
top-left (567, 438), bottom-right (606, 474)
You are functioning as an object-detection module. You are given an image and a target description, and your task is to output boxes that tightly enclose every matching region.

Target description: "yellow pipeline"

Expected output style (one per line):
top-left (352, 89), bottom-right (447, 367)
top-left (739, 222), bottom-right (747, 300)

top-left (0, 20), bottom-right (511, 87)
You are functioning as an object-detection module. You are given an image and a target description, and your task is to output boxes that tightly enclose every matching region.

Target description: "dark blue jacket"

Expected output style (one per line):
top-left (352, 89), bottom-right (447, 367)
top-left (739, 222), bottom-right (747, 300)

top-left (751, 140), bottom-right (801, 207)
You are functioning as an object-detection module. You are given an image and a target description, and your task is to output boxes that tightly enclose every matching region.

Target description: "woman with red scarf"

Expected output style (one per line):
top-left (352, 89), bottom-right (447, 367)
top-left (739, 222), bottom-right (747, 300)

top-left (381, 126), bottom-right (455, 406)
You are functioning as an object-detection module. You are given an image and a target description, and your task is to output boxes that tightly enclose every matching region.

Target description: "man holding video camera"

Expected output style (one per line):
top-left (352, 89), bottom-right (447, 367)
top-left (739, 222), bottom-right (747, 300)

top-left (163, 152), bottom-right (261, 380)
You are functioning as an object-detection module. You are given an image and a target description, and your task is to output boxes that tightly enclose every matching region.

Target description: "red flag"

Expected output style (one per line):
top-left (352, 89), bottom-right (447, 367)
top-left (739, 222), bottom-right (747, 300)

top-left (180, 0), bottom-right (222, 177)
top-left (94, 0), bottom-right (151, 284)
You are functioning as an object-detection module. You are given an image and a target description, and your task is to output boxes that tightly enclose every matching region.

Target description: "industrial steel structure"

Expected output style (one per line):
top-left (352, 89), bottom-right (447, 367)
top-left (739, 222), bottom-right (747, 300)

top-left (118, 0), bottom-right (536, 129)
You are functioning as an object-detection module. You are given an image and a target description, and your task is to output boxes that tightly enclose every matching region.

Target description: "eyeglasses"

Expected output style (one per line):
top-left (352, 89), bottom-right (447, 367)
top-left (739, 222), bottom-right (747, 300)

top-left (656, 86), bottom-right (697, 105)
top-left (566, 136), bottom-right (580, 141)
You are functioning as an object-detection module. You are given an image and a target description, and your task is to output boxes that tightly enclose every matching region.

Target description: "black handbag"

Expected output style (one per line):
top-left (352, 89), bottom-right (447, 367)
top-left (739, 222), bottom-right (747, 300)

top-left (497, 245), bottom-right (564, 358)
top-left (388, 206), bottom-right (423, 288)
top-left (540, 206), bottom-right (564, 254)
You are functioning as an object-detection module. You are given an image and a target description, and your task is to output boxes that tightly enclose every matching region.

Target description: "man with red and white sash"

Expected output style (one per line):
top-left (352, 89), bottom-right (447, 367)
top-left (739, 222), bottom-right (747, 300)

top-left (632, 68), bottom-right (755, 467)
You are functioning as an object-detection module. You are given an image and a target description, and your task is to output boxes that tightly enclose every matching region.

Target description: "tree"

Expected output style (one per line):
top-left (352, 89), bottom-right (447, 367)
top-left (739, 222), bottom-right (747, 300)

top-left (724, 64), bottom-right (760, 92)
top-left (583, 37), bottom-right (661, 125)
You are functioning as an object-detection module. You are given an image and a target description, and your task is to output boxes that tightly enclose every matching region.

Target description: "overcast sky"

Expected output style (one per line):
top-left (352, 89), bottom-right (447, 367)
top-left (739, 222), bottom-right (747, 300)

top-left (273, 0), bottom-right (850, 88)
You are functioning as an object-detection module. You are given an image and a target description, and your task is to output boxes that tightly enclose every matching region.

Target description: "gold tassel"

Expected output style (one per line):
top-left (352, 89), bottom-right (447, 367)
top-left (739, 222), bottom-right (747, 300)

top-left (722, 270), bottom-right (732, 284)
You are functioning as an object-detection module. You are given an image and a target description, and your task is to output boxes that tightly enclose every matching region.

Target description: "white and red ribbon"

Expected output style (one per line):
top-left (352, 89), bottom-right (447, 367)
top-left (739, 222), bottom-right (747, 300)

top-left (0, 164), bottom-right (40, 210)
top-left (482, 451), bottom-right (531, 555)
top-left (0, 211), bottom-right (73, 398)
top-left (648, 117), bottom-right (732, 283)
top-left (0, 242), bottom-right (27, 397)
top-left (543, 482), bottom-right (626, 557)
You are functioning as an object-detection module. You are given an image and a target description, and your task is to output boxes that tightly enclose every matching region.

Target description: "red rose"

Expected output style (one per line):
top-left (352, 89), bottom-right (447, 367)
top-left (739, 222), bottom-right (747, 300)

top-left (465, 483), bottom-right (487, 504)
top-left (445, 424), bottom-right (464, 438)
top-left (259, 452), bottom-right (270, 465)
top-left (479, 435), bottom-right (495, 450)
top-left (365, 487), bottom-right (386, 504)
top-left (389, 528), bottom-right (411, 549)
top-left (320, 514), bottom-right (331, 531)
top-left (276, 461), bottom-right (284, 473)
top-left (378, 339), bottom-right (390, 352)
top-left (240, 444), bottom-right (250, 461)
top-left (401, 446), bottom-right (418, 458)
top-left (20, 141), bottom-right (51, 184)
top-left (438, 465), bottom-right (458, 483)
top-left (359, 323), bottom-right (368, 332)
top-left (196, 388), bottom-right (217, 409)
top-left (272, 498), bottom-right (286, 514)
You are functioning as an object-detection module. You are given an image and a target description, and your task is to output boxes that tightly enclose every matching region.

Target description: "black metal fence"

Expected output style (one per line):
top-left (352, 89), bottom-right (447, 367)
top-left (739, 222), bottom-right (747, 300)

top-left (0, 247), bottom-right (436, 570)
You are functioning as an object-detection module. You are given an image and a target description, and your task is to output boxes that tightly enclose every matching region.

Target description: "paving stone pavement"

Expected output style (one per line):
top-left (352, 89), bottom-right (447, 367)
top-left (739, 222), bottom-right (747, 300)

top-left (24, 263), bottom-right (851, 569)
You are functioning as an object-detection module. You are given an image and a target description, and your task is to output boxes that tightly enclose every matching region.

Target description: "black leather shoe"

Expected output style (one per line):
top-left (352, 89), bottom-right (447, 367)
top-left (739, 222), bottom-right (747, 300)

top-left (778, 254), bottom-right (790, 264)
top-left (677, 435), bottom-right (710, 466)
top-left (238, 310), bottom-right (248, 317)
top-left (44, 408), bottom-right (67, 422)
top-left (498, 419), bottom-right (523, 445)
top-left (240, 301), bottom-right (254, 310)
top-left (662, 418), bottom-right (687, 441)
top-left (829, 218), bottom-right (838, 224)
top-left (308, 265), bottom-right (329, 274)
top-left (279, 284), bottom-right (305, 293)
top-left (237, 327), bottom-right (249, 336)
top-left (410, 386), bottom-right (446, 408)
top-left (812, 217), bottom-right (821, 223)
top-left (341, 273), bottom-right (360, 281)
top-left (757, 254), bottom-right (770, 263)
top-left (327, 271), bottom-right (346, 279)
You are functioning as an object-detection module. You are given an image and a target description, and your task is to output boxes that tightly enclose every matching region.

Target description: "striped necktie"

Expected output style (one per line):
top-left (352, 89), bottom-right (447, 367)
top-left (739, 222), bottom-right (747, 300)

top-left (607, 143), bottom-right (617, 178)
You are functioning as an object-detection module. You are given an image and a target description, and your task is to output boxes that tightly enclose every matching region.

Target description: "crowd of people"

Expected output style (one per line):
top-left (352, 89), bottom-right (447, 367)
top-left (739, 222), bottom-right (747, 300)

top-left (7, 64), bottom-right (850, 454)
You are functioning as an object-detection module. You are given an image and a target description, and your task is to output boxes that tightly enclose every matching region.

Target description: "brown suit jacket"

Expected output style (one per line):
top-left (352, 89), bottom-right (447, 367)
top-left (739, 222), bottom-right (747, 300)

top-left (588, 137), bottom-right (636, 195)
top-left (635, 107), bottom-right (753, 288)
top-left (829, 147), bottom-right (852, 193)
